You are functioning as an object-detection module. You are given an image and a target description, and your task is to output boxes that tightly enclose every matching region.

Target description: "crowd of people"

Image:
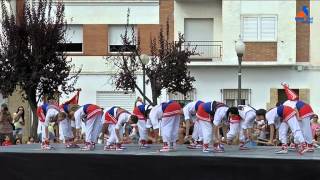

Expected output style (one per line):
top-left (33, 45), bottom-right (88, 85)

top-left (1, 83), bottom-right (320, 155)
top-left (0, 104), bottom-right (37, 146)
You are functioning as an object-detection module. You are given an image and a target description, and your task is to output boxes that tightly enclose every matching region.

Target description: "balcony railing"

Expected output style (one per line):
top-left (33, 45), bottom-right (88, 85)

top-left (182, 41), bottom-right (223, 61)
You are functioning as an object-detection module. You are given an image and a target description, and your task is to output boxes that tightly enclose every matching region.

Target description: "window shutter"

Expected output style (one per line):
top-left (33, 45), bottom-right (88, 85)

top-left (242, 17), bottom-right (258, 41)
top-left (96, 91), bottom-right (136, 112)
top-left (260, 17), bottom-right (276, 41)
top-left (184, 18), bottom-right (213, 41)
top-left (109, 25), bottom-right (136, 45)
top-left (66, 25), bottom-right (83, 43)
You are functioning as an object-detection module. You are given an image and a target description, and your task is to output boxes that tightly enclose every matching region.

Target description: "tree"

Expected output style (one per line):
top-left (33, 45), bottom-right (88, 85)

top-left (107, 10), bottom-right (196, 105)
top-left (0, 0), bottom-right (81, 137)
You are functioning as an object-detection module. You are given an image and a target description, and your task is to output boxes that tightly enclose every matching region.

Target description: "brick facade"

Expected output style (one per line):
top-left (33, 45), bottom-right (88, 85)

top-left (243, 42), bottom-right (277, 61)
top-left (83, 25), bottom-right (108, 56)
top-left (296, 0), bottom-right (310, 62)
top-left (160, 0), bottom-right (174, 42)
top-left (138, 25), bottom-right (161, 54)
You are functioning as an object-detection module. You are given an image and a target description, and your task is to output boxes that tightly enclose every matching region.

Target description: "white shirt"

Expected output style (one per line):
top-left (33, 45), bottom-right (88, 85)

top-left (115, 112), bottom-right (131, 130)
top-left (148, 104), bottom-right (163, 129)
top-left (283, 100), bottom-right (297, 109)
top-left (265, 108), bottom-right (281, 128)
top-left (183, 101), bottom-right (197, 121)
top-left (238, 105), bottom-right (255, 120)
top-left (213, 106), bottom-right (229, 126)
top-left (44, 108), bottom-right (59, 127)
top-left (74, 106), bottom-right (85, 129)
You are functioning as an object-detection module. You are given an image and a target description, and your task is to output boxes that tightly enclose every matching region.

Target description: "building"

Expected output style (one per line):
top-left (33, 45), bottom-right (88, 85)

top-left (174, 0), bottom-right (320, 114)
top-left (3, 0), bottom-right (320, 140)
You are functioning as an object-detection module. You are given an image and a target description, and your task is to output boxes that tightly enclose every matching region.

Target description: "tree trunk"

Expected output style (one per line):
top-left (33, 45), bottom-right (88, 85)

top-left (25, 88), bottom-right (39, 141)
top-left (150, 76), bottom-right (158, 106)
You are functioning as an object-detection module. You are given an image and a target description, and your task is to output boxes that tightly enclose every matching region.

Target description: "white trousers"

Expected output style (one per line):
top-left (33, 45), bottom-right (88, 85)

top-left (137, 120), bottom-right (148, 141)
top-left (227, 122), bottom-right (245, 143)
top-left (299, 116), bottom-right (313, 144)
top-left (106, 124), bottom-right (123, 145)
top-left (279, 116), bottom-right (305, 144)
top-left (41, 122), bottom-right (47, 142)
top-left (192, 120), bottom-right (203, 141)
top-left (58, 119), bottom-right (74, 141)
top-left (199, 120), bottom-right (212, 144)
top-left (85, 114), bottom-right (103, 143)
top-left (161, 115), bottom-right (180, 144)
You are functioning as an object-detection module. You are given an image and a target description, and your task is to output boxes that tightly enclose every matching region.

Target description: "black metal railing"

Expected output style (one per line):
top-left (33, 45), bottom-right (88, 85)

top-left (182, 41), bottom-right (223, 60)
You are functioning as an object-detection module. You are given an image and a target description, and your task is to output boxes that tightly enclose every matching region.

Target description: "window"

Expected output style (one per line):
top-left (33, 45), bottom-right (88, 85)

top-left (242, 15), bottom-right (277, 41)
top-left (222, 89), bottom-right (250, 106)
top-left (184, 18), bottom-right (220, 59)
top-left (108, 25), bottom-right (137, 53)
top-left (96, 91), bottom-right (136, 112)
top-left (168, 89), bottom-right (196, 106)
top-left (58, 25), bottom-right (83, 52)
top-left (184, 18), bottom-right (213, 41)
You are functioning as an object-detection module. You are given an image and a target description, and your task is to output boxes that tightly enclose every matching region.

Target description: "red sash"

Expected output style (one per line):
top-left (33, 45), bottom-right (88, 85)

top-left (196, 104), bottom-right (211, 122)
top-left (105, 108), bottom-right (128, 124)
top-left (163, 101), bottom-right (182, 117)
top-left (133, 107), bottom-right (146, 120)
top-left (299, 104), bottom-right (314, 119)
top-left (85, 104), bottom-right (103, 119)
top-left (229, 115), bottom-right (241, 124)
top-left (282, 106), bottom-right (296, 122)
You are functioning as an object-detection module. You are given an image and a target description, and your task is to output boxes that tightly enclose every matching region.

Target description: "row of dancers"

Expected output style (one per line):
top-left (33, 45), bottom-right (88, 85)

top-left (36, 83), bottom-right (318, 154)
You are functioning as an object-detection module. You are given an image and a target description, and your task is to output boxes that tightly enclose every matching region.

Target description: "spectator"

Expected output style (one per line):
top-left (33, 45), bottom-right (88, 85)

top-left (311, 115), bottom-right (320, 147)
top-left (13, 106), bottom-right (25, 139)
top-left (0, 103), bottom-right (14, 145)
top-left (27, 137), bottom-right (35, 144)
top-left (15, 138), bottom-right (22, 145)
top-left (2, 135), bottom-right (13, 146)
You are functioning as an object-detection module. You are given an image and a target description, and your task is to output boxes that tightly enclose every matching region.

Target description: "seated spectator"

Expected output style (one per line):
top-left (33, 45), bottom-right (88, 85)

top-left (15, 138), bottom-right (22, 145)
top-left (27, 137), bottom-right (35, 144)
top-left (2, 135), bottom-right (13, 146)
top-left (311, 114), bottom-right (320, 139)
top-left (178, 120), bottom-right (186, 144)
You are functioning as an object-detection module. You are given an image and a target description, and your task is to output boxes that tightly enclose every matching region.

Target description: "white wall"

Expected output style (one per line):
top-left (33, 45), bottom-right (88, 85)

top-left (222, 0), bottom-right (296, 64)
top-left (174, 0), bottom-right (222, 41)
top-left (310, 0), bottom-right (320, 65)
top-left (63, 1), bottom-right (159, 24)
top-left (189, 66), bottom-right (320, 115)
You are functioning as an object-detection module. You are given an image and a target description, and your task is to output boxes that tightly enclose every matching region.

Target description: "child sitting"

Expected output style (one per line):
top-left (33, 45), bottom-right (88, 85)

top-left (2, 135), bottom-right (13, 146)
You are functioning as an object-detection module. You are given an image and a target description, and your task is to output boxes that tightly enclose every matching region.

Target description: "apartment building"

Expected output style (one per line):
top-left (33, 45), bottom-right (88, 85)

top-left (174, 0), bottom-right (320, 114)
top-left (4, 0), bottom-right (320, 139)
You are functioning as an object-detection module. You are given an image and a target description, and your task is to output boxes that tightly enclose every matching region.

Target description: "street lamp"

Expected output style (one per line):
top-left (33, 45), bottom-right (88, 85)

top-left (235, 36), bottom-right (245, 106)
top-left (140, 54), bottom-right (150, 104)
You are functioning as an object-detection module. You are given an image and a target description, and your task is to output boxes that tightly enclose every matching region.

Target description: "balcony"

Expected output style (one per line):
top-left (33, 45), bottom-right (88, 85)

top-left (182, 41), bottom-right (223, 61)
